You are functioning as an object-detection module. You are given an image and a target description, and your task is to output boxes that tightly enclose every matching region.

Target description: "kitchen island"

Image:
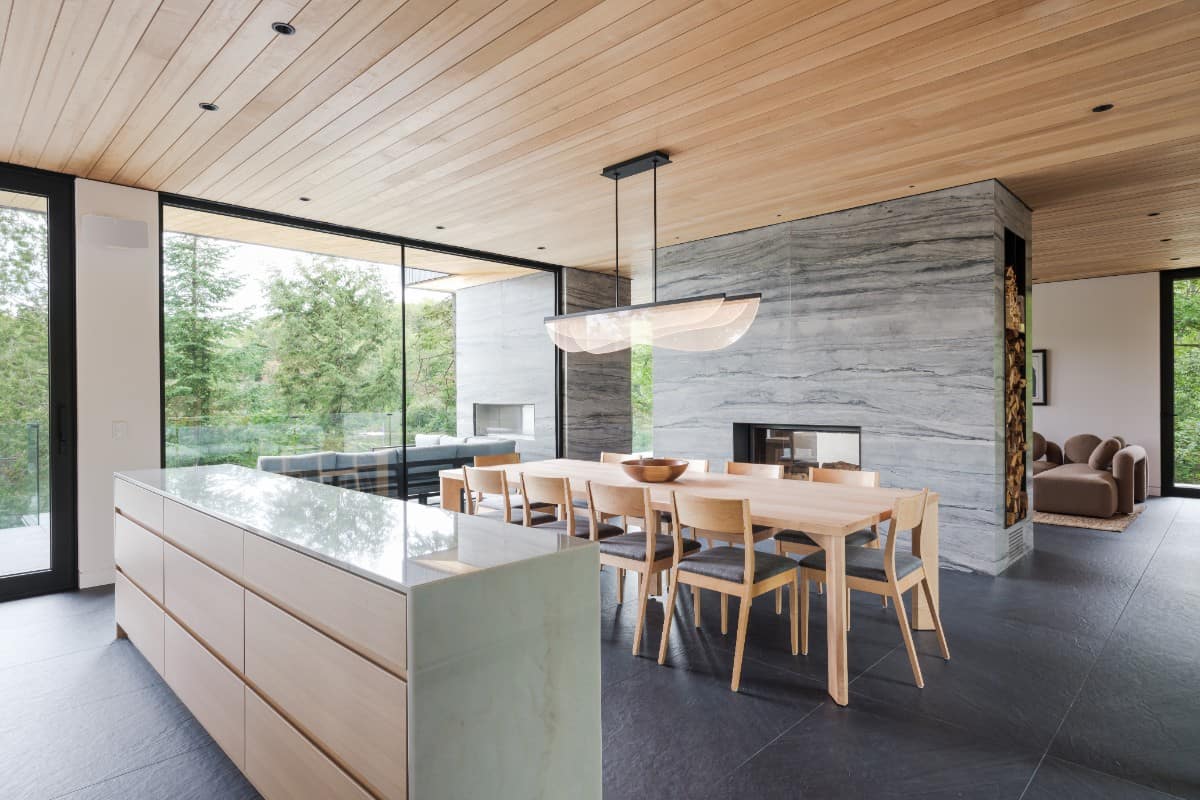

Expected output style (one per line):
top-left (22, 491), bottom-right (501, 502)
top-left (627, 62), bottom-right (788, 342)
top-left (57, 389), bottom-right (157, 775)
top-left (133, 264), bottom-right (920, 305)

top-left (112, 464), bottom-right (600, 800)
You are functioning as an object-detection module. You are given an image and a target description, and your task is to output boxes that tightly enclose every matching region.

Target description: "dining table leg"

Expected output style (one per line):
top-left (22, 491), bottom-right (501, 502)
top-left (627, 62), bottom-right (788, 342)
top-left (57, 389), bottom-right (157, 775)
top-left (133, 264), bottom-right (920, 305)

top-left (439, 474), bottom-right (465, 512)
top-left (818, 533), bottom-right (850, 706)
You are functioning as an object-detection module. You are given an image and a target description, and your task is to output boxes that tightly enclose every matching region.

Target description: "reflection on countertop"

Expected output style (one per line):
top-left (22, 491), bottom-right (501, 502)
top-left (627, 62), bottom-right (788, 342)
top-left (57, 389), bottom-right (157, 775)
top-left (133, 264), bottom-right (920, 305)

top-left (117, 464), bottom-right (590, 593)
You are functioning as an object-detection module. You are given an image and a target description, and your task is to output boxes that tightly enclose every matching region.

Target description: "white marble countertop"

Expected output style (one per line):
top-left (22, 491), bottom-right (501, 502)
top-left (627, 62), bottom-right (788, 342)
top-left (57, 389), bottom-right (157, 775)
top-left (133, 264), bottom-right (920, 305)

top-left (116, 464), bottom-right (592, 593)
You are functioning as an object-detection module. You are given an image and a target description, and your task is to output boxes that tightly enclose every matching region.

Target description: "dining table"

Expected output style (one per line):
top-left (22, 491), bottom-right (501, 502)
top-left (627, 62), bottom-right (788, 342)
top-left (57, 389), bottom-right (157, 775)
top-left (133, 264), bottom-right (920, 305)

top-left (438, 458), bottom-right (939, 707)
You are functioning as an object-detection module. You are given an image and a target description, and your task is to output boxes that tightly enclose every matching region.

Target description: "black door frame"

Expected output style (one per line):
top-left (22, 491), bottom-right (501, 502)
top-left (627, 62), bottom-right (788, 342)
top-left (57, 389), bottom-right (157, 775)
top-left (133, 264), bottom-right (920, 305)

top-left (1160, 266), bottom-right (1200, 498)
top-left (0, 163), bottom-right (78, 600)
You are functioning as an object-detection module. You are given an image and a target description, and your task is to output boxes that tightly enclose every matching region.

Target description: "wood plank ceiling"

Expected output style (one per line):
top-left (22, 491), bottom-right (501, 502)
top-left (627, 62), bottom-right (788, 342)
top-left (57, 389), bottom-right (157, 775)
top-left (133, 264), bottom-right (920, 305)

top-left (0, 0), bottom-right (1197, 285)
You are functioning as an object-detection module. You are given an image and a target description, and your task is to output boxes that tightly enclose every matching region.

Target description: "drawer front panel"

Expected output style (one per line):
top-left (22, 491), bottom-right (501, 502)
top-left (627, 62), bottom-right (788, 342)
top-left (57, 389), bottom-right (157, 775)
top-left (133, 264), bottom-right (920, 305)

top-left (243, 534), bottom-right (406, 675)
top-left (245, 593), bottom-right (407, 799)
top-left (163, 499), bottom-right (243, 578)
top-left (164, 543), bottom-right (245, 670)
top-left (114, 513), bottom-right (164, 602)
top-left (245, 689), bottom-right (373, 800)
top-left (164, 616), bottom-right (245, 769)
top-left (114, 478), bottom-right (163, 532)
top-left (115, 572), bottom-right (164, 675)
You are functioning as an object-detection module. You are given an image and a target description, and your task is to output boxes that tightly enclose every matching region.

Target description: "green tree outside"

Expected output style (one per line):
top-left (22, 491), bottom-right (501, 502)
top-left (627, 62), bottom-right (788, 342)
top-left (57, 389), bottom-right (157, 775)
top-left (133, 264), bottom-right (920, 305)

top-left (1174, 277), bottom-right (1200, 485)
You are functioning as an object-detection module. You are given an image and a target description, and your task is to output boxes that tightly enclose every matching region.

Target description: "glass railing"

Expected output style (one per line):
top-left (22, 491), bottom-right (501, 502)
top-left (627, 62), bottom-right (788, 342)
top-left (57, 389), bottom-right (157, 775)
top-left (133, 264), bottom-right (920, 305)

top-left (0, 422), bottom-right (46, 530)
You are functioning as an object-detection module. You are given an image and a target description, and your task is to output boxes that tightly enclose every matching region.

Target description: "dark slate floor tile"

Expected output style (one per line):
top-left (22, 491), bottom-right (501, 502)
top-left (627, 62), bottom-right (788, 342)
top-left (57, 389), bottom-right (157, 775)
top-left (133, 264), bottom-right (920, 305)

top-left (724, 695), bottom-right (1039, 800)
top-left (847, 596), bottom-right (1103, 751)
top-left (0, 640), bottom-right (161, 726)
top-left (0, 586), bottom-right (114, 632)
top-left (602, 634), bottom-right (825, 800)
top-left (1023, 757), bottom-right (1185, 800)
top-left (55, 743), bottom-right (260, 800)
top-left (0, 595), bottom-right (116, 671)
top-left (0, 679), bottom-right (210, 798)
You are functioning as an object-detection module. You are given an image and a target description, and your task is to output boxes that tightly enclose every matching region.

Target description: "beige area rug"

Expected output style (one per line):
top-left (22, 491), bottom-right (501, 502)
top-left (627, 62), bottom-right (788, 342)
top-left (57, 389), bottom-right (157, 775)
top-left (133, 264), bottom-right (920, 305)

top-left (1033, 506), bottom-right (1145, 532)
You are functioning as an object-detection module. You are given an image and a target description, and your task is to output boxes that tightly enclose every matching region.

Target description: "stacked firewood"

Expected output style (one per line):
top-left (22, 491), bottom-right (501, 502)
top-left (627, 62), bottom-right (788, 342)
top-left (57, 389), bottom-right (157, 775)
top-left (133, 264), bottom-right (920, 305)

top-left (1004, 265), bottom-right (1028, 527)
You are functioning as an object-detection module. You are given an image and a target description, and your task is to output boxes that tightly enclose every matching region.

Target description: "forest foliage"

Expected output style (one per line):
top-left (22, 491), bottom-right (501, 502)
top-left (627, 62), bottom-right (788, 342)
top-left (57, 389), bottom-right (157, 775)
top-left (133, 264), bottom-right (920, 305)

top-left (1174, 277), bottom-right (1200, 485)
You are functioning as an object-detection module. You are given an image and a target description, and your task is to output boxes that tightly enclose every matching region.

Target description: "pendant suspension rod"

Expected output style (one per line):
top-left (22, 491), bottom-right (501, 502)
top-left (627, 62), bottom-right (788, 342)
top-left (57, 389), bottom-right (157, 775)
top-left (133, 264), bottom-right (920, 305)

top-left (652, 160), bottom-right (658, 304)
top-left (614, 171), bottom-right (619, 307)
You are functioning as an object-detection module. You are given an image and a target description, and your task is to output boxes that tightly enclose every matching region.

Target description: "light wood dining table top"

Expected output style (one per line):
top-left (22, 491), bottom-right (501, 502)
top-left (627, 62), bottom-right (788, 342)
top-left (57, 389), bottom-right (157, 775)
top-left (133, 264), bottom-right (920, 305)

top-left (442, 458), bottom-right (935, 538)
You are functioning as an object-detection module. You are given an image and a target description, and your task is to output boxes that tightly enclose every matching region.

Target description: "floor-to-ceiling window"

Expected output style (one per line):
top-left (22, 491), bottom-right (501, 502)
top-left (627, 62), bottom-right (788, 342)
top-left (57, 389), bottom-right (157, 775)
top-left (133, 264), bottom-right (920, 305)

top-left (1164, 268), bottom-right (1200, 497)
top-left (0, 166), bottom-right (75, 601)
top-left (160, 200), bottom-right (558, 500)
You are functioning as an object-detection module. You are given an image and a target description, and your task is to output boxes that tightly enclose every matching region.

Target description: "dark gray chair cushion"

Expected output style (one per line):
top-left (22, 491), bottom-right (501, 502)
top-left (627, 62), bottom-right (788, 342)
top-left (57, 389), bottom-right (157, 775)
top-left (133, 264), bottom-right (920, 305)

top-left (476, 506), bottom-right (556, 526)
top-left (599, 533), bottom-right (701, 562)
top-left (775, 527), bottom-right (878, 548)
top-left (799, 547), bottom-right (923, 583)
top-left (479, 494), bottom-right (554, 513)
top-left (538, 517), bottom-right (624, 539)
top-left (677, 547), bottom-right (796, 584)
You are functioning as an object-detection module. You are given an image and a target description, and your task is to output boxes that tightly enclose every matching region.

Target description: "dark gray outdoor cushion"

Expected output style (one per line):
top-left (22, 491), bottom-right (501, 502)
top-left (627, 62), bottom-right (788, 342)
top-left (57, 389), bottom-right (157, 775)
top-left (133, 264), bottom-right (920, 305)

top-left (676, 547), bottom-right (796, 583)
top-left (774, 528), bottom-right (878, 548)
top-left (799, 548), bottom-right (923, 583)
top-left (599, 533), bottom-right (701, 562)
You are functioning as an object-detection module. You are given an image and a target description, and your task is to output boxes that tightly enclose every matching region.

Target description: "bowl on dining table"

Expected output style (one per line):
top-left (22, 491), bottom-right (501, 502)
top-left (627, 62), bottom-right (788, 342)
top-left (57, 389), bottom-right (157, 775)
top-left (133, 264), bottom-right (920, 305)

top-left (620, 458), bottom-right (689, 483)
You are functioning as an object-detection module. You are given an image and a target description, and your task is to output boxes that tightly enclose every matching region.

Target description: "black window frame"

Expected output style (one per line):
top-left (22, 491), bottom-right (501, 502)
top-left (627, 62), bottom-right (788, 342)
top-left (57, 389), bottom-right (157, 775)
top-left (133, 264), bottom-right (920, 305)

top-left (1160, 266), bottom-right (1200, 498)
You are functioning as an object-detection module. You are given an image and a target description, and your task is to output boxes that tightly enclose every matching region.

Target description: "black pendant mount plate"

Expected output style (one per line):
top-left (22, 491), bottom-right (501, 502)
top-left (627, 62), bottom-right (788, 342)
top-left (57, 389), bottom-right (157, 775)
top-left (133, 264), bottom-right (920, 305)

top-left (601, 151), bottom-right (671, 180)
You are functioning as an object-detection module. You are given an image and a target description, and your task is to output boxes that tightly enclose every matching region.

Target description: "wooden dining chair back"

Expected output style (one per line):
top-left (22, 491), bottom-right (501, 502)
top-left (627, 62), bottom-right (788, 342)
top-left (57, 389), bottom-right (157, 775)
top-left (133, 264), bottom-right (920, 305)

top-left (809, 466), bottom-right (879, 486)
top-left (681, 458), bottom-right (709, 473)
top-left (474, 452), bottom-right (520, 467)
top-left (798, 488), bottom-right (949, 688)
top-left (586, 482), bottom-right (648, 534)
top-left (599, 451), bottom-right (632, 464)
top-left (462, 466), bottom-right (510, 516)
top-left (725, 461), bottom-right (785, 479)
top-left (659, 492), bottom-right (800, 692)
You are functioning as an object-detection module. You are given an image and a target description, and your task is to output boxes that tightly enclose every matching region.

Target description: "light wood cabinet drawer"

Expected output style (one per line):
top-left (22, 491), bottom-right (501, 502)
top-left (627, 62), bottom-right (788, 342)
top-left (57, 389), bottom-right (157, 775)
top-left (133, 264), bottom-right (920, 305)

top-left (164, 616), bottom-right (245, 769)
top-left (114, 478), bottom-right (163, 532)
top-left (114, 513), bottom-right (163, 602)
top-left (245, 593), bottom-right (407, 800)
top-left (243, 533), bottom-right (406, 675)
top-left (163, 499), bottom-right (243, 578)
top-left (245, 689), bottom-right (373, 800)
top-left (164, 543), bottom-right (245, 670)
top-left (115, 572), bottom-right (164, 675)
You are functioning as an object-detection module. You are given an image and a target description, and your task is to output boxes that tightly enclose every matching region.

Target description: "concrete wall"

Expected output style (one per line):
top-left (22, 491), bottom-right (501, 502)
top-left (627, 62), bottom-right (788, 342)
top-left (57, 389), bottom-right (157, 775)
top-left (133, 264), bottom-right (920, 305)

top-left (1032, 273), bottom-right (1161, 494)
top-left (75, 179), bottom-right (161, 588)
top-left (653, 181), bottom-right (1031, 575)
top-left (455, 272), bottom-right (558, 461)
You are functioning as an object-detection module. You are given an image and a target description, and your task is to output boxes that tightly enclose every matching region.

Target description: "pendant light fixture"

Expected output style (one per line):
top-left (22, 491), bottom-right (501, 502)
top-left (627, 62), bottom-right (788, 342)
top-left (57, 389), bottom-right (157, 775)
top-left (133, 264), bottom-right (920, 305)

top-left (544, 151), bottom-right (760, 354)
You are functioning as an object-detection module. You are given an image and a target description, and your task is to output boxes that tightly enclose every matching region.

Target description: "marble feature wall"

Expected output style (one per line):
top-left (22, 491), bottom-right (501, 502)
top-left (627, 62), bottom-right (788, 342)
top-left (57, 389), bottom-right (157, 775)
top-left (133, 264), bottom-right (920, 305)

top-left (653, 180), bottom-right (1032, 575)
top-left (562, 269), bottom-right (632, 459)
top-left (456, 272), bottom-right (558, 461)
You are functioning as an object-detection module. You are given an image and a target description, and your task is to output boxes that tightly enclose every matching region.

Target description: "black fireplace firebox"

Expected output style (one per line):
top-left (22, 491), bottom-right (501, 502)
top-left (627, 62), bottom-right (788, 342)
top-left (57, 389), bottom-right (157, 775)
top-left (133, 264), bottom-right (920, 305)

top-left (732, 423), bottom-right (862, 479)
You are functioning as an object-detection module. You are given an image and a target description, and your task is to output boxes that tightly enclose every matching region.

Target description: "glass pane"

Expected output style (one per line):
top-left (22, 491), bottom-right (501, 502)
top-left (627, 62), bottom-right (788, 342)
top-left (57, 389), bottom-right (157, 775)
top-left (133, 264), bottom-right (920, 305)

top-left (1174, 277), bottom-right (1200, 488)
top-left (0, 190), bottom-right (50, 577)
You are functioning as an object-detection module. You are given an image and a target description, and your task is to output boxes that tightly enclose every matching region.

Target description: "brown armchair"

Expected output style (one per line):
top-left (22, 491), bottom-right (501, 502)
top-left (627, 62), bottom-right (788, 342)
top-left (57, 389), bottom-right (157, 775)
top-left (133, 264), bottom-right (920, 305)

top-left (1033, 433), bottom-right (1147, 518)
top-left (1032, 432), bottom-right (1063, 476)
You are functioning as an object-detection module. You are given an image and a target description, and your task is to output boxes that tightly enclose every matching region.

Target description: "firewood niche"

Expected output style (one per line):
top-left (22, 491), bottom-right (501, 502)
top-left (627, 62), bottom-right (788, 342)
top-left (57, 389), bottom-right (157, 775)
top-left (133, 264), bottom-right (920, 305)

top-left (1004, 231), bottom-right (1028, 528)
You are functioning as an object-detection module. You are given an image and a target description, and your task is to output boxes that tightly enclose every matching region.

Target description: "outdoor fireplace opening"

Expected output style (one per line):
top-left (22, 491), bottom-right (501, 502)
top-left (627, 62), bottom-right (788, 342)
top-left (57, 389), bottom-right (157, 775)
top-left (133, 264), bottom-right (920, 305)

top-left (473, 403), bottom-right (535, 439)
top-left (732, 423), bottom-right (862, 479)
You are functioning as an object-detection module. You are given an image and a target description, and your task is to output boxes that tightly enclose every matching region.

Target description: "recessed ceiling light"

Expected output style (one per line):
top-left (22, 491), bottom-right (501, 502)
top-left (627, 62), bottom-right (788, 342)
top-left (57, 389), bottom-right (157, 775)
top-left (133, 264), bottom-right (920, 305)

top-left (199, 102), bottom-right (218, 112)
top-left (1091, 103), bottom-right (1114, 113)
top-left (1171, 257), bottom-right (1181, 261)
top-left (436, 225), bottom-right (445, 230)
top-left (908, 184), bottom-right (916, 188)
top-left (271, 21), bottom-right (296, 35)
top-left (298, 196), bottom-right (311, 202)
top-left (1148, 212), bottom-right (1160, 217)
top-left (536, 246), bottom-right (546, 250)
top-left (1162, 238), bottom-right (1172, 242)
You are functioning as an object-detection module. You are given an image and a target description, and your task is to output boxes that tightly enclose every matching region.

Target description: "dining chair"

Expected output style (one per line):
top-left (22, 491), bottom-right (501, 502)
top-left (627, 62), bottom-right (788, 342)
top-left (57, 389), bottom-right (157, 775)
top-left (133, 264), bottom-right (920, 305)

top-left (463, 466), bottom-right (554, 526)
top-left (473, 452), bottom-right (557, 513)
top-left (520, 473), bottom-right (623, 539)
top-left (658, 491), bottom-right (799, 692)
top-left (798, 489), bottom-right (949, 688)
top-left (724, 461), bottom-right (785, 479)
top-left (774, 467), bottom-right (884, 616)
top-left (473, 452), bottom-right (520, 467)
top-left (587, 481), bottom-right (700, 654)
top-left (600, 451), bottom-right (632, 463)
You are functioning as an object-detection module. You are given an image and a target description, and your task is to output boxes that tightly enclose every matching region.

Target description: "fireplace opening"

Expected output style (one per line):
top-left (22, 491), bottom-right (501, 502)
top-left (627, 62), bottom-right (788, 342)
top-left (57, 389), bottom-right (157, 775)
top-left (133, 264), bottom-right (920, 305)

top-left (473, 403), bottom-right (535, 439)
top-left (732, 423), bottom-right (862, 479)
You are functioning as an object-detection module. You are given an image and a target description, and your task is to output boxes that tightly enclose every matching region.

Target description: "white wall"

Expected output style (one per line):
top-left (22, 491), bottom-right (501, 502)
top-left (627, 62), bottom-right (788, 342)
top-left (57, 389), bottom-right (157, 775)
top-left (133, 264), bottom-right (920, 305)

top-left (75, 180), bottom-right (161, 587)
top-left (1032, 273), bottom-right (1160, 493)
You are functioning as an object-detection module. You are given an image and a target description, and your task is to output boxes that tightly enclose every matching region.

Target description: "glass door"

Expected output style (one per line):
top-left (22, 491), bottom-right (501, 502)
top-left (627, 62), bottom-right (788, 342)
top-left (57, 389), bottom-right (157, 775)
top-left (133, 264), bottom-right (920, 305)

top-left (1163, 267), bottom-right (1200, 498)
top-left (0, 165), bottom-right (75, 600)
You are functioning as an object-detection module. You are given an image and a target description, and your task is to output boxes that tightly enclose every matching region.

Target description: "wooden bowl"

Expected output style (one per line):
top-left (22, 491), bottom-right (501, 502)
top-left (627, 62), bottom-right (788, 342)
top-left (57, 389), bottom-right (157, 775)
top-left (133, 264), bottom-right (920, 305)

top-left (620, 458), bottom-right (689, 484)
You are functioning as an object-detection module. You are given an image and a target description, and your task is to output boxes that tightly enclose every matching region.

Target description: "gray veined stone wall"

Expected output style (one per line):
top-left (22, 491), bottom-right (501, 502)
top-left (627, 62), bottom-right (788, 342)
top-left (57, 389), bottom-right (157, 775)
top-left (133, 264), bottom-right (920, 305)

top-left (652, 180), bottom-right (1032, 575)
top-left (454, 268), bottom-right (633, 463)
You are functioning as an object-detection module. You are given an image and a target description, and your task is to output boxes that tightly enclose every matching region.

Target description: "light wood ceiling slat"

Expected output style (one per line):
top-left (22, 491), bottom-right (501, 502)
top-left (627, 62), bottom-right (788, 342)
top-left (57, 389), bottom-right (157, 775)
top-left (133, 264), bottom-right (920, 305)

top-left (0, 0), bottom-right (1195, 282)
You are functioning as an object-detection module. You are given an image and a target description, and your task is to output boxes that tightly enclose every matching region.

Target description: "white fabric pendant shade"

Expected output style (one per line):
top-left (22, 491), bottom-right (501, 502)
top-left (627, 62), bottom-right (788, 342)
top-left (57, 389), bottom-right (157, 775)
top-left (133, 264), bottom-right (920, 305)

top-left (544, 293), bottom-right (760, 354)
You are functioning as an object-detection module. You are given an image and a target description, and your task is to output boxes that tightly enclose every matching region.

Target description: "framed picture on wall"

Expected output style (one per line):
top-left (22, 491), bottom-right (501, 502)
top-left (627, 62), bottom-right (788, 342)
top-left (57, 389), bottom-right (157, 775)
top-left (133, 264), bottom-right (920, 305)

top-left (1031, 349), bottom-right (1048, 406)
